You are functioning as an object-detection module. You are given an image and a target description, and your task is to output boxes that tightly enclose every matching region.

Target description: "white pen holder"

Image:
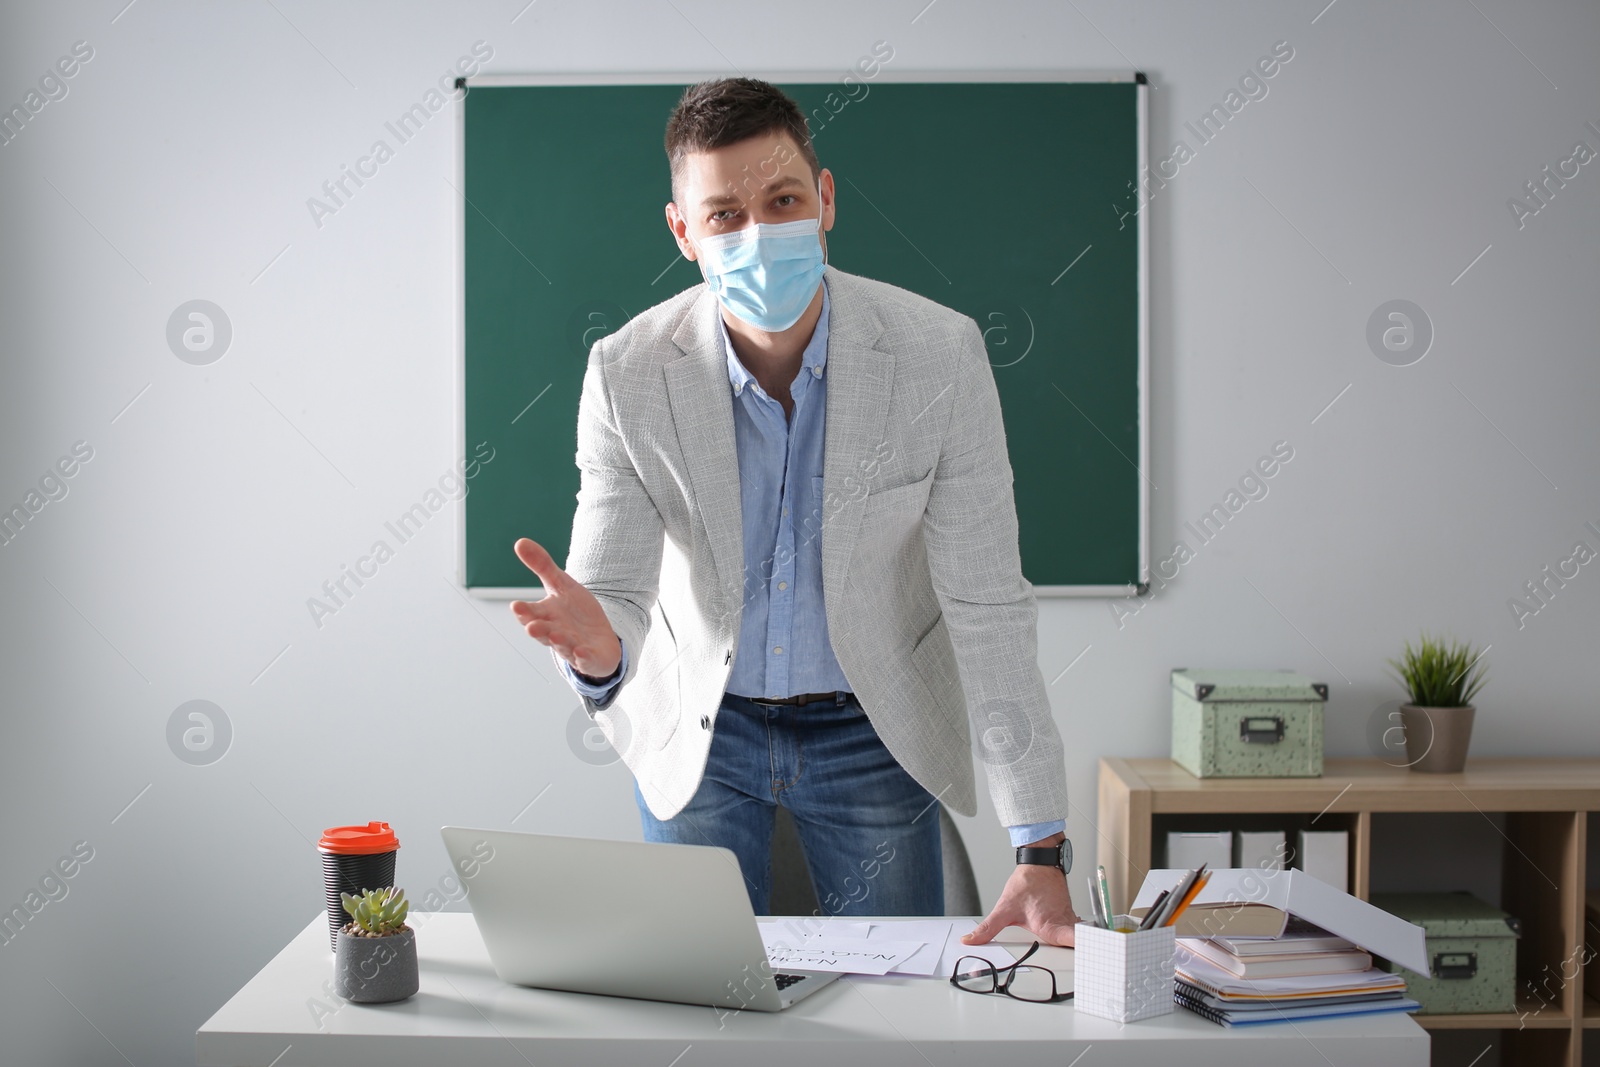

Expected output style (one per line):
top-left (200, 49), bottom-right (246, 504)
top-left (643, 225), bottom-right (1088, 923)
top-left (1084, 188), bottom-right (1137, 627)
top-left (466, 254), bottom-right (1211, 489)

top-left (1073, 918), bottom-right (1175, 1023)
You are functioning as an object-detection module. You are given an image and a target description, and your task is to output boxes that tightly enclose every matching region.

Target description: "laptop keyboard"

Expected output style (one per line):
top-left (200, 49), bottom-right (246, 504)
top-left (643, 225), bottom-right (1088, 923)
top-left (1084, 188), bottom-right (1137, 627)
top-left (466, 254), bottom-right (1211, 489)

top-left (774, 973), bottom-right (807, 990)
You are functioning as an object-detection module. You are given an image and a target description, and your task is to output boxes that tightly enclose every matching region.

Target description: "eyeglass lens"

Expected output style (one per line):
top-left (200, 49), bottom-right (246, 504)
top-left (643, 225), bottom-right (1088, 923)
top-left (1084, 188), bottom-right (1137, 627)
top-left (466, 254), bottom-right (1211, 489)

top-left (1002, 965), bottom-right (1057, 1001)
top-left (952, 958), bottom-right (1057, 1002)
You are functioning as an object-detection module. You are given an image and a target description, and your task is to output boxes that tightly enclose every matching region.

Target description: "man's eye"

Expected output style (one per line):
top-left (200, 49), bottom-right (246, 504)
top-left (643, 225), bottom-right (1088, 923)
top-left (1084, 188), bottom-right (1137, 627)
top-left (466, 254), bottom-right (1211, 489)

top-left (711, 209), bottom-right (740, 222)
top-left (776, 195), bottom-right (797, 207)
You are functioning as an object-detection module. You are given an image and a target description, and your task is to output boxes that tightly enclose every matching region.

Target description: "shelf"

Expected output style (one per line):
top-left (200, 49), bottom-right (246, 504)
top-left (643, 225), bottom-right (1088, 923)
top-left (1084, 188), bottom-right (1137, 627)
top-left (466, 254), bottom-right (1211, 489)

top-left (1414, 995), bottom-right (1569, 1030)
top-left (1100, 758), bottom-right (1598, 1067)
top-left (1108, 757), bottom-right (1600, 815)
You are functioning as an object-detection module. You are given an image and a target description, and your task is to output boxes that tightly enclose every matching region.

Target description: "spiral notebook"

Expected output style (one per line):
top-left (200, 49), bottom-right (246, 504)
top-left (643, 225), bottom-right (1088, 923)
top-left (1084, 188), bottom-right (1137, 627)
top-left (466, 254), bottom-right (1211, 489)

top-left (1175, 988), bottom-right (1421, 1027)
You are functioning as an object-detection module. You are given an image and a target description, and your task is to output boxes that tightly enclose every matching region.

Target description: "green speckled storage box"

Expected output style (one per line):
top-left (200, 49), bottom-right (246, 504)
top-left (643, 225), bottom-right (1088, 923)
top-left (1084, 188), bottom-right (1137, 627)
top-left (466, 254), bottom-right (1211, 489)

top-left (1369, 892), bottom-right (1520, 1014)
top-left (1170, 669), bottom-right (1326, 778)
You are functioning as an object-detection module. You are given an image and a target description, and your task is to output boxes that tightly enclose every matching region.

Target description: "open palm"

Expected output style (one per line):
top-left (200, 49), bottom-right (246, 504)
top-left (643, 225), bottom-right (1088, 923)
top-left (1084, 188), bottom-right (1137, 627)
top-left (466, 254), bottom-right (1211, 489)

top-left (509, 538), bottom-right (621, 679)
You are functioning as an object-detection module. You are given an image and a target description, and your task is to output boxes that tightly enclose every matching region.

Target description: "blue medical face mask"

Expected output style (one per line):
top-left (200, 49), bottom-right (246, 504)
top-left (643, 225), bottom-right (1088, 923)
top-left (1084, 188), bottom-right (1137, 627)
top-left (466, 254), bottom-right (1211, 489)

top-left (691, 183), bottom-right (827, 333)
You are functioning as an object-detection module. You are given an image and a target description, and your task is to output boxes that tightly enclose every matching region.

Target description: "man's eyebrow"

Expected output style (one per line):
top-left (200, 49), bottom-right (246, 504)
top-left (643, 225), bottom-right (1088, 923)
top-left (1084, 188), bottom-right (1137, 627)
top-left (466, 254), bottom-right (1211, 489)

top-left (700, 174), bottom-right (807, 208)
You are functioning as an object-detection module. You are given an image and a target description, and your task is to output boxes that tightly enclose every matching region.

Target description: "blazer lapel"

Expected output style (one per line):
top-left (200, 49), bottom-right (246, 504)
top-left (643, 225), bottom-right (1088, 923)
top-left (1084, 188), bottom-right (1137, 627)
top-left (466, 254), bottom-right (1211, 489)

top-left (665, 288), bottom-right (745, 608)
top-left (662, 266), bottom-right (894, 613)
top-left (817, 267), bottom-right (894, 603)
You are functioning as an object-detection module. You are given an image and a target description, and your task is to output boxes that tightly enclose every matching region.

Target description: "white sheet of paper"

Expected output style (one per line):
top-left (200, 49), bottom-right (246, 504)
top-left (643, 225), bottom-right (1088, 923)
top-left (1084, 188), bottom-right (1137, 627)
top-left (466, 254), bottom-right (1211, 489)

top-left (933, 919), bottom-right (1020, 975)
top-left (761, 934), bottom-right (928, 975)
top-left (860, 920), bottom-right (955, 975)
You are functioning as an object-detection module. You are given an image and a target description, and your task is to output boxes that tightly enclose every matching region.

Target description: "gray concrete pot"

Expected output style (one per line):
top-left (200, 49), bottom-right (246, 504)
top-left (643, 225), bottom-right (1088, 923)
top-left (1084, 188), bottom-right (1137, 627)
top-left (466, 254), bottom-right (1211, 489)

top-left (333, 925), bottom-right (418, 1003)
top-left (1398, 704), bottom-right (1475, 773)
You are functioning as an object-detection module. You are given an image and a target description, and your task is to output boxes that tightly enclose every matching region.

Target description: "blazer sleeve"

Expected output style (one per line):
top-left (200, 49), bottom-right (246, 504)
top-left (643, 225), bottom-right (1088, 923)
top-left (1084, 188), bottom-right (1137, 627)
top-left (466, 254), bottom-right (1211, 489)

top-left (920, 317), bottom-right (1069, 829)
top-left (558, 334), bottom-right (666, 710)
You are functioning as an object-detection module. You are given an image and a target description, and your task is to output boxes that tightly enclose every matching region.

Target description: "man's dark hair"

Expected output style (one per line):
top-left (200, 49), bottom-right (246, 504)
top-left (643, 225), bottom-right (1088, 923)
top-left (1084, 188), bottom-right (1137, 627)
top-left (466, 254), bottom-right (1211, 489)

top-left (664, 77), bottom-right (821, 206)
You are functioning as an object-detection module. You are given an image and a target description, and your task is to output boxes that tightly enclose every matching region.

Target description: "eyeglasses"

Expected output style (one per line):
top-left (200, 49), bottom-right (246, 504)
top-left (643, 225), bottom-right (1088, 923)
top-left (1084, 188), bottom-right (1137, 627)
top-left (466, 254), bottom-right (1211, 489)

top-left (949, 940), bottom-right (1073, 1003)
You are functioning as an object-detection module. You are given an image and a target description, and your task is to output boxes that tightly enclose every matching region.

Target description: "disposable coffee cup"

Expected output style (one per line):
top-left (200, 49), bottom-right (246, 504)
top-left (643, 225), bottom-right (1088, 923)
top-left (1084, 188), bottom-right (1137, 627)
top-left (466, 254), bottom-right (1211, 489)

top-left (318, 821), bottom-right (399, 951)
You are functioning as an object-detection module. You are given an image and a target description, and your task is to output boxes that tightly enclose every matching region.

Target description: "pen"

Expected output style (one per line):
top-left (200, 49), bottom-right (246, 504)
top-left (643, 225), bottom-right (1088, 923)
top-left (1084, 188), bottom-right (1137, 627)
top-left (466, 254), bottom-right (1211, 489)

top-left (1086, 874), bottom-right (1106, 928)
top-left (1138, 889), bottom-right (1170, 931)
top-left (1164, 869), bottom-right (1211, 928)
top-left (1153, 863), bottom-right (1204, 929)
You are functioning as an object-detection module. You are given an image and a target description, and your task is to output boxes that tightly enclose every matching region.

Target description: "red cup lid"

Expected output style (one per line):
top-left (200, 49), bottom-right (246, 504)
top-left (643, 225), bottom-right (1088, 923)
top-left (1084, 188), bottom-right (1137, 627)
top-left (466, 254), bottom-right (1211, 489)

top-left (318, 821), bottom-right (400, 855)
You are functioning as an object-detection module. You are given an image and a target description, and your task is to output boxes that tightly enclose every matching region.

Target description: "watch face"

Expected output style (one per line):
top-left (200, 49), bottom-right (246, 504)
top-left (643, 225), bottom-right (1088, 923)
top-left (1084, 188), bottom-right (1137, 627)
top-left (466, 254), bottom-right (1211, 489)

top-left (1061, 839), bottom-right (1072, 874)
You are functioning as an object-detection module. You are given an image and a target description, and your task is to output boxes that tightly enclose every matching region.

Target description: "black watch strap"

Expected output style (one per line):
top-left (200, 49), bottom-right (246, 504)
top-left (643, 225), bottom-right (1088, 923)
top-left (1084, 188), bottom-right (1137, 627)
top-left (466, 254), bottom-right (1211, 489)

top-left (1015, 840), bottom-right (1071, 874)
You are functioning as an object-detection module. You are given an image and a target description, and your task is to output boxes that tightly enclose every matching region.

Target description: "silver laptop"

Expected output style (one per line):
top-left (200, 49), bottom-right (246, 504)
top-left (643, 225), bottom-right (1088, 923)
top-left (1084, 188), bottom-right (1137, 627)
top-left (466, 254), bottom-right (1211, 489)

top-left (440, 826), bottom-right (842, 1011)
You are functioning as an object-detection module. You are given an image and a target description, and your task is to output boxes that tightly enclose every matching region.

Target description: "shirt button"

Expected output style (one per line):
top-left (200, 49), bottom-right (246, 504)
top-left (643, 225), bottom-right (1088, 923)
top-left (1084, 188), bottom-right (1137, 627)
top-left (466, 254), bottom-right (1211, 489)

top-left (700, 714), bottom-right (711, 729)
top-left (812, 366), bottom-right (822, 376)
top-left (778, 581), bottom-right (787, 590)
top-left (773, 646), bottom-right (783, 654)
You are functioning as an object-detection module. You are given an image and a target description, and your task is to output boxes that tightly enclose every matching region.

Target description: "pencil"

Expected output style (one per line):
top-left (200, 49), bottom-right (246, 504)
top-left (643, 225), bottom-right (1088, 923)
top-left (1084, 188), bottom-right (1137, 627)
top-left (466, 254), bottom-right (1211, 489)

top-left (1163, 869), bottom-right (1211, 927)
top-left (1153, 863), bottom-right (1205, 928)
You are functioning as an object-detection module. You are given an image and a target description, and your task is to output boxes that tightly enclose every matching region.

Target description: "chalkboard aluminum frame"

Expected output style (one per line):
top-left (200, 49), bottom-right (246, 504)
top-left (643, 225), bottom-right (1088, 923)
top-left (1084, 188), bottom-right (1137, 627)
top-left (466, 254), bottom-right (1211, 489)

top-left (454, 70), bottom-right (1148, 599)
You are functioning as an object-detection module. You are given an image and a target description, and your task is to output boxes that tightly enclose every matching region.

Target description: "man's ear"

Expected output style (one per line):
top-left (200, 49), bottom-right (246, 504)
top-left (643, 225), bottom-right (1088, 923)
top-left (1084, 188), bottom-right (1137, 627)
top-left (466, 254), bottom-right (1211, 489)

top-left (820, 169), bottom-right (836, 233)
top-left (664, 201), bottom-right (696, 260)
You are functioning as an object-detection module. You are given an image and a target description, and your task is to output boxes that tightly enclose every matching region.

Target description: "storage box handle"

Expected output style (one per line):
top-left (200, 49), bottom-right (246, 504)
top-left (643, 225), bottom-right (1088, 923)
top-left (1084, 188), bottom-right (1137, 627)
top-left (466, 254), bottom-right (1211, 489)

top-left (1433, 951), bottom-right (1477, 980)
top-left (1238, 716), bottom-right (1284, 744)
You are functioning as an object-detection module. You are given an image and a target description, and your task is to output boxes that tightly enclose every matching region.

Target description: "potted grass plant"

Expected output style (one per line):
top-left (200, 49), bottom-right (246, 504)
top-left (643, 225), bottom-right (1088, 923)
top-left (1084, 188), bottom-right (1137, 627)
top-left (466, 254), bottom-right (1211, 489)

top-left (333, 886), bottom-right (418, 1003)
top-left (1388, 634), bottom-right (1488, 773)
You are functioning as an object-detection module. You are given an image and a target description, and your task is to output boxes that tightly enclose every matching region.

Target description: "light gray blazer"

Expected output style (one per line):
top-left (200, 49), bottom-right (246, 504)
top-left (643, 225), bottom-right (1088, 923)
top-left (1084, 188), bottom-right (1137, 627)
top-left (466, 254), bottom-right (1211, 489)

top-left (558, 264), bottom-right (1068, 828)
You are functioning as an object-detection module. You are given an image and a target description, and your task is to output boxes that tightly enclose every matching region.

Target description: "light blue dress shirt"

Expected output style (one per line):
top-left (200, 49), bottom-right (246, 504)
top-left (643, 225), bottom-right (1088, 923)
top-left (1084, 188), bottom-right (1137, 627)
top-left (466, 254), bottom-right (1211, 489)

top-left (559, 278), bottom-right (1064, 849)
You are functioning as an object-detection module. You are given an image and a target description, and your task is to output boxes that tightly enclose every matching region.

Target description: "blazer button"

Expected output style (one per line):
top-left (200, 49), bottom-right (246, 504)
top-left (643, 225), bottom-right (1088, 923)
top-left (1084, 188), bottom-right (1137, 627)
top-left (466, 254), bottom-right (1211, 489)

top-left (700, 714), bottom-right (711, 730)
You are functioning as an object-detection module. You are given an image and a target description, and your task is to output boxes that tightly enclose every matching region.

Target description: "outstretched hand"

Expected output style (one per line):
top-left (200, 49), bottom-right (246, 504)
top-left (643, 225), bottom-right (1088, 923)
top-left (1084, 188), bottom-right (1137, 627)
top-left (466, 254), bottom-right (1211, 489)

top-left (509, 538), bottom-right (621, 679)
top-left (960, 863), bottom-right (1081, 949)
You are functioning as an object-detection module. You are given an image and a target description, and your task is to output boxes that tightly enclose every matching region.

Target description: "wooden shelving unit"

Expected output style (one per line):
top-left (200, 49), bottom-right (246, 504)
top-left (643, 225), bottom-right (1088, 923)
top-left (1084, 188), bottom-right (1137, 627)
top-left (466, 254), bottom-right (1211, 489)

top-left (1098, 757), bottom-right (1599, 1067)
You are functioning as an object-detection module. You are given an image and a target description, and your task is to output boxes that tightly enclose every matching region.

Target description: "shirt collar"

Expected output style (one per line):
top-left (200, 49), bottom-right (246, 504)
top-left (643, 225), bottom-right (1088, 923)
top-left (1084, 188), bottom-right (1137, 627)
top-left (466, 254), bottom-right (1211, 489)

top-left (721, 275), bottom-right (830, 396)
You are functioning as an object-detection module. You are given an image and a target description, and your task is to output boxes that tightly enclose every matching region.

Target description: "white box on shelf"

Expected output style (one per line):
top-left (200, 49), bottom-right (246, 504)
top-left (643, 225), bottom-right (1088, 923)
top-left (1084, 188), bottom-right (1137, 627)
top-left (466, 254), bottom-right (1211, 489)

top-left (1235, 830), bottom-right (1286, 871)
top-left (1166, 831), bottom-right (1231, 870)
top-left (1073, 920), bottom-right (1176, 1023)
top-left (1297, 830), bottom-right (1349, 893)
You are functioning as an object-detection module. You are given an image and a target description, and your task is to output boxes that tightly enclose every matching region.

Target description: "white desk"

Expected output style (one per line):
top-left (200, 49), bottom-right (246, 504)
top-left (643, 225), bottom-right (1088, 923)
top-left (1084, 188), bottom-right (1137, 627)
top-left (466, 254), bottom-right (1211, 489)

top-left (197, 913), bottom-right (1429, 1066)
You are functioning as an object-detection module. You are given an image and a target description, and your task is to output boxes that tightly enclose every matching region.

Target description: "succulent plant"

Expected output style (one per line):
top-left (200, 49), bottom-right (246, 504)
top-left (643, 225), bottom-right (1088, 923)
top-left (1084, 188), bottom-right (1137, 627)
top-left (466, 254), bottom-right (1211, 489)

top-left (340, 886), bottom-right (410, 937)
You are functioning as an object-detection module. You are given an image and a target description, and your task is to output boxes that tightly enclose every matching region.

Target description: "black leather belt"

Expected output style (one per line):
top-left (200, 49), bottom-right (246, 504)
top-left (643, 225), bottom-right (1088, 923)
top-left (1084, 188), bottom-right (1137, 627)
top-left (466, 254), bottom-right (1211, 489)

top-left (745, 691), bottom-right (851, 706)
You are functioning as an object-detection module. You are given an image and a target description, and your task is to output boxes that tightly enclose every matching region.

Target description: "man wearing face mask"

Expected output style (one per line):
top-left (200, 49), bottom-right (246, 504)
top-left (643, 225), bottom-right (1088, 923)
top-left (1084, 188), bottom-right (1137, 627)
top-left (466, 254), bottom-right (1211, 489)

top-left (512, 77), bottom-right (1079, 948)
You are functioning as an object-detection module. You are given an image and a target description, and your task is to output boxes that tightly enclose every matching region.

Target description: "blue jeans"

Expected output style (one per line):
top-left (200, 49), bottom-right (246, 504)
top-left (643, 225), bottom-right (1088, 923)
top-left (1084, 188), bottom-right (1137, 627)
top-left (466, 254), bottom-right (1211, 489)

top-left (634, 691), bottom-right (944, 917)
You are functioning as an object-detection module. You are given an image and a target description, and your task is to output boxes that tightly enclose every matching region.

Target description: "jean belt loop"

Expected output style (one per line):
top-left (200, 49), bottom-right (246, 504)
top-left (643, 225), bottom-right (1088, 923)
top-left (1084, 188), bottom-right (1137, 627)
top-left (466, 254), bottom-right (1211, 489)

top-left (836, 690), bottom-right (847, 706)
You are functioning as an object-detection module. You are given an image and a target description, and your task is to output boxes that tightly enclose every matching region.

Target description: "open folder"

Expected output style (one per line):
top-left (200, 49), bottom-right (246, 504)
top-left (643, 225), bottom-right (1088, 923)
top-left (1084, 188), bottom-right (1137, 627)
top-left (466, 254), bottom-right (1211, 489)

top-left (1130, 868), bottom-right (1431, 977)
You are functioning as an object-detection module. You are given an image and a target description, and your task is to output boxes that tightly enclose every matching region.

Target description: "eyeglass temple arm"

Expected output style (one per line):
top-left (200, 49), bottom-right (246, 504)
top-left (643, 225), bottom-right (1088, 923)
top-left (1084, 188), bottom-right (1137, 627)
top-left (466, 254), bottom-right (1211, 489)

top-left (1007, 940), bottom-right (1042, 969)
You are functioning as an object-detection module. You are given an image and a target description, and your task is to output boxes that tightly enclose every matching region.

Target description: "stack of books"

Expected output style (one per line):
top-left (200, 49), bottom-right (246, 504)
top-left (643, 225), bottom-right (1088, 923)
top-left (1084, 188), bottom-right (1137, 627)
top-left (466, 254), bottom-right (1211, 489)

top-left (1173, 918), bottom-right (1421, 1027)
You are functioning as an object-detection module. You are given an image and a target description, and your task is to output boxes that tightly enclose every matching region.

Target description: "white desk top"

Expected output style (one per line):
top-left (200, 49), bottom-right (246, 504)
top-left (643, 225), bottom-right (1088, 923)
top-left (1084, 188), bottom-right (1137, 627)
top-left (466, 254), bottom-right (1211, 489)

top-left (197, 912), bottom-right (1428, 1066)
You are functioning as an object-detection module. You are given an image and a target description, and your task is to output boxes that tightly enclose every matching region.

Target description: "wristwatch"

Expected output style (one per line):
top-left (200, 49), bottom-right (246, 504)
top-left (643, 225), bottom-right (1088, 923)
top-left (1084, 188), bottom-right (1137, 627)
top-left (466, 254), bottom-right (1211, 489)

top-left (1015, 839), bottom-right (1072, 876)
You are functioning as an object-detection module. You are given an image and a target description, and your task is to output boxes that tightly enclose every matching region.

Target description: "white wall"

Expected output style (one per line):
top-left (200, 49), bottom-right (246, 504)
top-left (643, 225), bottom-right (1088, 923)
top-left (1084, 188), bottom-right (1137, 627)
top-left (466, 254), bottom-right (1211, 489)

top-left (2, 1), bottom-right (1596, 1062)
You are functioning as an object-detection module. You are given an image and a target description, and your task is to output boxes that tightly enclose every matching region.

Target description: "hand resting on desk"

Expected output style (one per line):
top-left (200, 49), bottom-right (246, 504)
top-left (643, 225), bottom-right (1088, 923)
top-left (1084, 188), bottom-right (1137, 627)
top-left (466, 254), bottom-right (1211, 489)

top-left (961, 855), bottom-right (1081, 949)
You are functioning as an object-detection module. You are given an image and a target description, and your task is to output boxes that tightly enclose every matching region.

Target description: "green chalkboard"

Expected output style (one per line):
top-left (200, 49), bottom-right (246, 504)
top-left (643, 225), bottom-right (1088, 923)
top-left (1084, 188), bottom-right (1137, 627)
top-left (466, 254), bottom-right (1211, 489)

top-left (459, 74), bottom-right (1146, 594)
